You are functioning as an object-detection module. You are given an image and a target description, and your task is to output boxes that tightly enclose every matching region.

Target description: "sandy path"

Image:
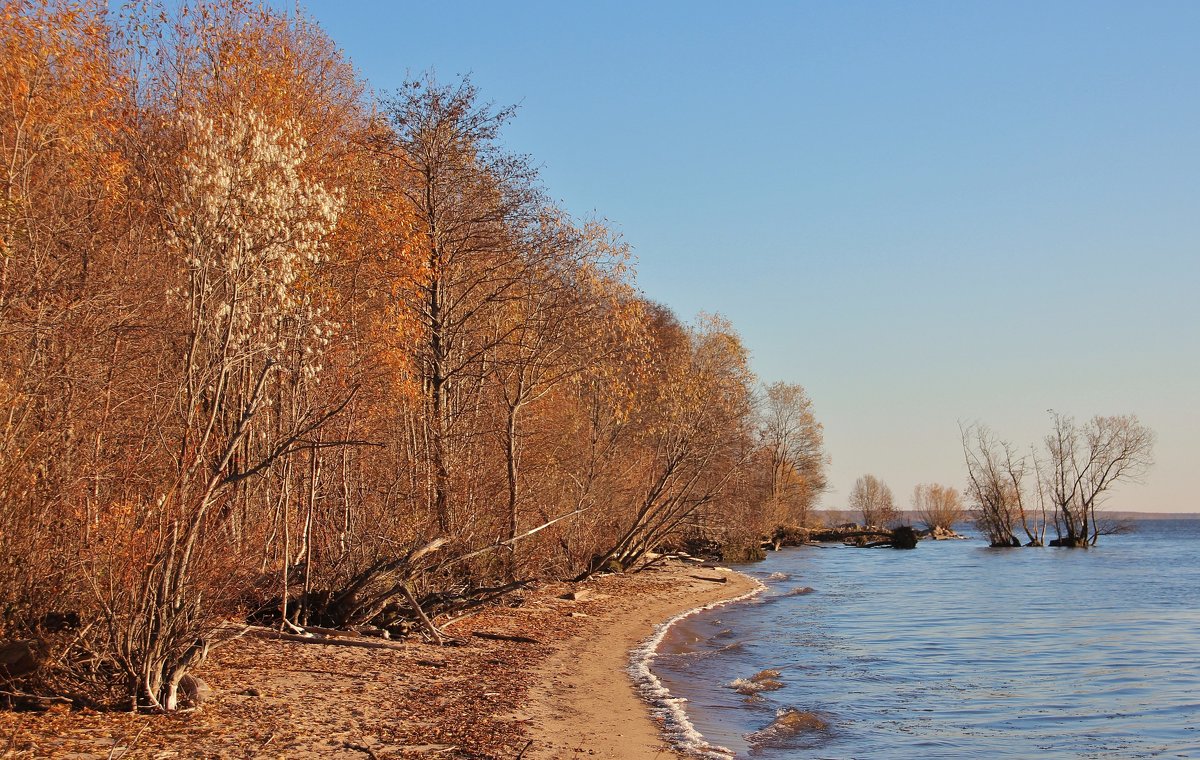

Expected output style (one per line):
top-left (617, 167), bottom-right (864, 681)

top-left (517, 562), bottom-right (759, 759)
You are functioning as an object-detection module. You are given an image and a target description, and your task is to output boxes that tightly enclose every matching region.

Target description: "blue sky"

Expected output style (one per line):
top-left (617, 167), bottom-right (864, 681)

top-left (295, 1), bottom-right (1199, 512)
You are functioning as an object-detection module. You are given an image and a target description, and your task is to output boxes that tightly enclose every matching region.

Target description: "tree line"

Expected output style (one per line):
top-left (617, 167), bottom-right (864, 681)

top-left (0, 0), bottom-right (826, 710)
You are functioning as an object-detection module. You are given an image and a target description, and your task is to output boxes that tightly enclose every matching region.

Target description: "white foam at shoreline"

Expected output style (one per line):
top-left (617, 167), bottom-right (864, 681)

top-left (628, 576), bottom-right (766, 759)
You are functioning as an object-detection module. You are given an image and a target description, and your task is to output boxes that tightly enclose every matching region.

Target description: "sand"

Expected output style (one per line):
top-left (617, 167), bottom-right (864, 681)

top-left (518, 562), bottom-right (759, 759)
top-left (0, 560), bottom-right (757, 758)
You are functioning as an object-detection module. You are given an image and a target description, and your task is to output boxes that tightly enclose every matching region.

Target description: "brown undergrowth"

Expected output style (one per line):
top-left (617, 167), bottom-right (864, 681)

top-left (0, 565), bottom-right (713, 759)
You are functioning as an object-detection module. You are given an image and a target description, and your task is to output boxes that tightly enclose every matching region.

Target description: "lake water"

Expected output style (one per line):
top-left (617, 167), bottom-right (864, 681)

top-left (648, 519), bottom-right (1200, 759)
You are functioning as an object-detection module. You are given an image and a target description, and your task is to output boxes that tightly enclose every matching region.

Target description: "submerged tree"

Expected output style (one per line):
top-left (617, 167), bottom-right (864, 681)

top-left (961, 413), bottom-right (1151, 549)
top-left (960, 423), bottom-right (1043, 547)
top-left (1042, 412), bottom-right (1154, 547)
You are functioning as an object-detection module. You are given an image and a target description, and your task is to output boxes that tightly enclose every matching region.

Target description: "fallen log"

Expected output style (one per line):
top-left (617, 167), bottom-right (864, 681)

top-left (471, 631), bottom-right (541, 645)
top-left (288, 623), bottom-right (370, 639)
top-left (690, 574), bottom-right (728, 584)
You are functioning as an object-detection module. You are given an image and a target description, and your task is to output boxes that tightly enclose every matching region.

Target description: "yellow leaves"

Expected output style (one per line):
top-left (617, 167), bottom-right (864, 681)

top-left (1, 0), bottom-right (131, 213)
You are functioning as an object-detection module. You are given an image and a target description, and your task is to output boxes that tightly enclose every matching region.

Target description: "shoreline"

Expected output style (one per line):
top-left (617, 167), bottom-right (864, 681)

top-left (628, 577), bottom-right (765, 759)
top-left (0, 560), bottom-right (759, 758)
top-left (518, 561), bottom-right (761, 759)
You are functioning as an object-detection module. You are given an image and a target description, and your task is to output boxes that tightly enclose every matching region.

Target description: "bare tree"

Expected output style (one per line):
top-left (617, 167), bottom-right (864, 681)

top-left (961, 423), bottom-right (1048, 546)
top-left (1043, 412), bottom-right (1154, 547)
top-left (962, 424), bottom-right (1024, 546)
top-left (911, 483), bottom-right (965, 532)
top-left (849, 474), bottom-right (896, 528)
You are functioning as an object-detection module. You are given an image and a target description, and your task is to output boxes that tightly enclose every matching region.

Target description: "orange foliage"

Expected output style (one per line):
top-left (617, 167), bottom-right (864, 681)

top-left (0, 0), bottom-right (824, 712)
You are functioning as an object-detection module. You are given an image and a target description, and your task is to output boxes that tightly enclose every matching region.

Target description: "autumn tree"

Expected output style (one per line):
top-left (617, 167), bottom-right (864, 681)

top-left (583, 311), bottom-right (756, 575)
top-left (487, 215), bottom-right (638, 576)
top-left (377, 76), bottom-right (543, 537)
top-left (0, 0), bottom-right (828, 713)
top-left (849, 474), bottom-right (896, 527)
top-left (0, 0), bottom-right (132, 644)
top-left (911, 483), bottom-right (965, 532)
top-left (756, 382), bottom-right (826, 527)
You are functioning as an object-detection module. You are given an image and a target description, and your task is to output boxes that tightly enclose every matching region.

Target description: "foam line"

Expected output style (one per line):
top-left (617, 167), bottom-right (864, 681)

top-left (628, 577), bottom-right (766, 759)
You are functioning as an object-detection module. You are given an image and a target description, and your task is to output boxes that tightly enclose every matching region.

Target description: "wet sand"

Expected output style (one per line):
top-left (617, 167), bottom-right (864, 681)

top-left (518, 562), bottom-right (759, 759)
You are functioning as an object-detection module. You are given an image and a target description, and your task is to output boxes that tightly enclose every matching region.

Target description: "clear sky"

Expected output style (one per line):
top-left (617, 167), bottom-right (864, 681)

top-left (293, 0), bottom-right (1199, 512)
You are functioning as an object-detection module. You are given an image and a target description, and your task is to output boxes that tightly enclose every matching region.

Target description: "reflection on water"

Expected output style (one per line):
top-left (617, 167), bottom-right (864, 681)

top-left (653, 519), bottom-right (1200, 759)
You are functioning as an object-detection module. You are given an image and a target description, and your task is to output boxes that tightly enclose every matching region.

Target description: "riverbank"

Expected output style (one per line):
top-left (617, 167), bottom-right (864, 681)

top-left (518, 562), bottom-right (759, 759)
top-left (0, 560), bottom-right (757, 758)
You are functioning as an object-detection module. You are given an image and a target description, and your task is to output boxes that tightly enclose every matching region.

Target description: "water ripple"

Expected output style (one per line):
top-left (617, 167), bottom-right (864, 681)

top-left (652, 519), bottom-right (1200, 759)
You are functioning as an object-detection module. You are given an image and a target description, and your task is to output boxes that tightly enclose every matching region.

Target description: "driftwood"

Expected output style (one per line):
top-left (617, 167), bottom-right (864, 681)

top-left (401, 584), bottom-right (443, 645)
top-left (245, 626), bottom-right (410, 652)
top-left (471, 631), bottom-right (541, 645)
top-left (320, 512), bottom-right (572, 631)
top-left (342, 741), bottom-right (381, 759)
top-left (414, 659), bottom-right (447, 668)
top-left (848, 526), bottom-right (919, 549)
top-left (689, 574), bottom-right (728, 584)
top-left (433, 508), bottom-right (587, 573)
top-left (281, 623), bottom-right (384, 640)
top-left (0, 689), bottom-right (73, 707)
top-left (424, 579), bottom-right (532, 620)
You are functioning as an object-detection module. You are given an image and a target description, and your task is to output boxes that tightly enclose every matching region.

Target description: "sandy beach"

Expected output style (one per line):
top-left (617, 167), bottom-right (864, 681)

top-left (517, 562), bottom-right (759, 759)
top-left (0, 560), bottom-right (757, 758)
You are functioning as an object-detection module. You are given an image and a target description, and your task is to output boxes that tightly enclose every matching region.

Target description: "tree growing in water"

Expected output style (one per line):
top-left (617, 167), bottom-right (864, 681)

top-left (961, 424), bottom-right (1041, 547)
top-left (961, 415), bottom-right (1152, 548)
top-left (1043, 413), bottom-right (1154, 547)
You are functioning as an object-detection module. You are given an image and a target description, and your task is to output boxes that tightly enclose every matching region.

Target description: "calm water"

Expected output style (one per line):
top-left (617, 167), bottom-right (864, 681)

top-left (652, 520), bottom-right (1200, 759)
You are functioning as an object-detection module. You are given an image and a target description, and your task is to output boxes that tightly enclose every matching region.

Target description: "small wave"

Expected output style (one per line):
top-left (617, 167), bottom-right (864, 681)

top-left (629, 579), bottom-right (766, 759)
top-left (746, 707), bottom-right (834, 750)
top-left (750, 585), bottom-right (816, 607)
top-left (660, 639), bottom-right (745, 661)
top-left (766, 571), bottom-right (791, 581)
top-left (730, 669), bottom-right (785, 695)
